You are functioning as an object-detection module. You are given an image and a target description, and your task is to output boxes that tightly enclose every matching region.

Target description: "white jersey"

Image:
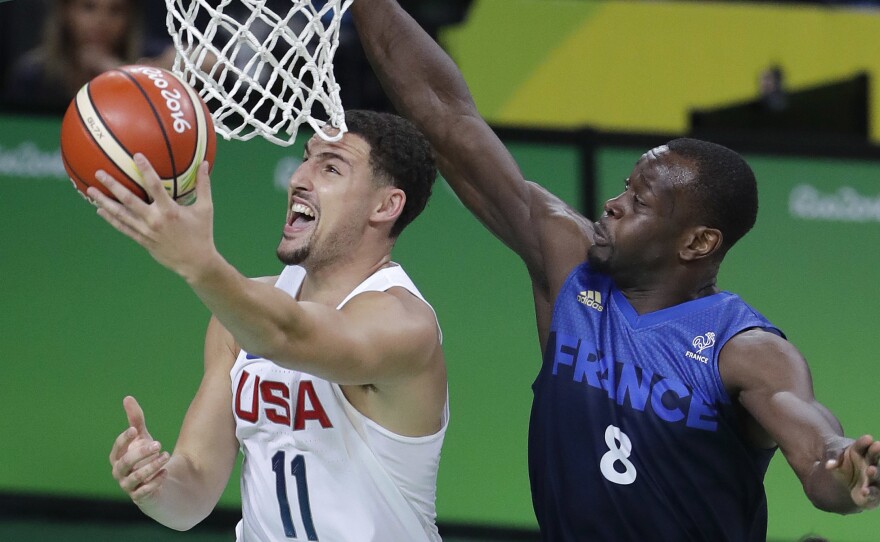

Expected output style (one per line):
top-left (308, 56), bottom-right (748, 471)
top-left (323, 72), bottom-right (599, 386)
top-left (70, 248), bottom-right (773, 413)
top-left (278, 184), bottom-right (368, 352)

top-left (231, 264), bottom-right (447, 542)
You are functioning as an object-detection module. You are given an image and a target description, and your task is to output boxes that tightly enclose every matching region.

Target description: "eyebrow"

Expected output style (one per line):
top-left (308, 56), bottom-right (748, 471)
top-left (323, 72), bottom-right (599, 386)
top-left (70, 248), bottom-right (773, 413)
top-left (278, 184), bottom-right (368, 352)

top-left (304, 142), bottom-right (352, 167)
top-left (630, 170), bottom-right (658, 200)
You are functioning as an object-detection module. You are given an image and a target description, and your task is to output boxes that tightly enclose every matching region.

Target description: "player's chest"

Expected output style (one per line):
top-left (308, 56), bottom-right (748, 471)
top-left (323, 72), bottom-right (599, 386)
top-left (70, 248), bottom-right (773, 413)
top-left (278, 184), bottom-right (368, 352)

top-left (232, 360), bottom-right (340, 434)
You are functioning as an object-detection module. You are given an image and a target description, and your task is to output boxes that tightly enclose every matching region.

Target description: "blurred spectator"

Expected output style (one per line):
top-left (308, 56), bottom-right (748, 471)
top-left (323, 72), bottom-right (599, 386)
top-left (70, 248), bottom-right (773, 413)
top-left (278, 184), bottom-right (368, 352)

top-left (2, 0), bottom-right (173, 115)
top-left (759, 65), bottom-right (788, 112)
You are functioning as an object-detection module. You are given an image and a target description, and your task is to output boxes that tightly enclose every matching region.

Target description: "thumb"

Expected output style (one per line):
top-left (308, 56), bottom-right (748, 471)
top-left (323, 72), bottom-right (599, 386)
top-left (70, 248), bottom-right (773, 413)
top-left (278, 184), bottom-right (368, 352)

top-left (825, 448), bottom-right (844, 470)
top-left (123, 395), bottom-right (150, 438)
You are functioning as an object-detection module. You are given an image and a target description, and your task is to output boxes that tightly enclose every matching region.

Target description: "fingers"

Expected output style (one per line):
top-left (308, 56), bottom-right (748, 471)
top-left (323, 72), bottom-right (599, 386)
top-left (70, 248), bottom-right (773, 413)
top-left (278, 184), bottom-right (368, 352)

top-left (866, 436), bottom-right (880, 465)
top-left (827, 435), bottom-right (880, 510)
top-left (123, 396), bottom-right (149, 436)
top-left (825, 435), bottom-right (875, 470)
top-left (851, 434), bottom-right (874, 456)
top-left (194, 161), bottom-right (212, 207)
top-left (89, 171), bottom-right (153, 244)
top-left (90, 169), bottom-right (151, 211)
top-left (114, 442), bottom-right (171, 495)
top-left (133, 154), bottom-right (174, 208)
top-left (109, 395), bottom-right (171, 500)
top-left (88, 152), bottom-right (173, 212)
top-left (112, 438), bottom-right (163, 483)
top-left (824, 449), bottom-right (843, 470)
top-left (868, 436), bottom-right (880, 486)
top-left (130, 468), bottom-right (170, 504)
top-left (110, 396), bottom-right (149, 465)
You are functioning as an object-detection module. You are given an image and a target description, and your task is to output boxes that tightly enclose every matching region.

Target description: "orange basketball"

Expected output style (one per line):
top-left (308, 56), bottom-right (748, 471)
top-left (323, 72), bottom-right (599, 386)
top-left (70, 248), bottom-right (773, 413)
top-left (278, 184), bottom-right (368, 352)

top-left (60, 65), bottom-right (217, 205)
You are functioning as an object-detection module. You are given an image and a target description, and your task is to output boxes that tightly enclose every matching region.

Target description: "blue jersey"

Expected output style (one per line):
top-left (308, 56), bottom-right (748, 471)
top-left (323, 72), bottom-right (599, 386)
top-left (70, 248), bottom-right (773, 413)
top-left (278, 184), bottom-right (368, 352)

top-left (529, 263), bottom-right (783, 541)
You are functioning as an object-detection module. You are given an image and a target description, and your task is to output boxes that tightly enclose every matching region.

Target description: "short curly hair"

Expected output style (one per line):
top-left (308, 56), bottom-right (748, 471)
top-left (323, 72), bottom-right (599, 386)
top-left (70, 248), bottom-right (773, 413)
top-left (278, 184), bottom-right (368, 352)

top-left (666, 138), bottom-right (758, 253)
top-left (344, 110), bottom-right (437, 238)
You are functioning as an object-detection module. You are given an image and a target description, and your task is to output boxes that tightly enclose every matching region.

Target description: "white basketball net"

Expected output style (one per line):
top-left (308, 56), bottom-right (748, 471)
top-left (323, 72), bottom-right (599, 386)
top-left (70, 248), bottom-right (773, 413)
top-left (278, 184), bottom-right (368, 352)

top-left (164, 0), bottom-right (354, 146)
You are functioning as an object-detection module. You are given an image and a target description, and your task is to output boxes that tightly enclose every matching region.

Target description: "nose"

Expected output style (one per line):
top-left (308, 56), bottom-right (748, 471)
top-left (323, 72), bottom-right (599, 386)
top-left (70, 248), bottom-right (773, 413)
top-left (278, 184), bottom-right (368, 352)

top-left (288, 162), bottom-right (314, 192)
top-left (603, 193), bottom-right (624, 218)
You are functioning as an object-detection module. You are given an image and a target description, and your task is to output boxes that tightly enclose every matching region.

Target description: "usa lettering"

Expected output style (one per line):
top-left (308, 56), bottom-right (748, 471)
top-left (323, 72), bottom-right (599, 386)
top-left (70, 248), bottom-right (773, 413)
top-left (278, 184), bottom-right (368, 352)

top-left (550, 331), bottom-right (719, 431)
top-left (235, 370), bottom-right (333, 430)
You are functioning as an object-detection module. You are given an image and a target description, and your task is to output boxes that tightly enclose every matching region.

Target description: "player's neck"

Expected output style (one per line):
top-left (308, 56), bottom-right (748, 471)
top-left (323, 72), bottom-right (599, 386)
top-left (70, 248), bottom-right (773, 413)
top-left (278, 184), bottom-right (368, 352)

top-left (298, 251), bottom-right (394, 306)
top-left (618, 272), bottom-right (719, 315)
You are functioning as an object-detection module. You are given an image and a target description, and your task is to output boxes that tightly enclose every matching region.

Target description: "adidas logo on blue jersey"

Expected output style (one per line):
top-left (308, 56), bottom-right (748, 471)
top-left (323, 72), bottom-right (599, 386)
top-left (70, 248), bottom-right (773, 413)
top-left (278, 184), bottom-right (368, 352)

top-left (577, 290), bottom-right (603, 311)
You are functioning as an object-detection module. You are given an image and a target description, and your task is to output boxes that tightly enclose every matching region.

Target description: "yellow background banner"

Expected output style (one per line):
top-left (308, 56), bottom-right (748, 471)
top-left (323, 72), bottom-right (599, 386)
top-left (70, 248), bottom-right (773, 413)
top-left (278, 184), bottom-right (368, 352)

top-left (443, 0), bottom-right (880, 141)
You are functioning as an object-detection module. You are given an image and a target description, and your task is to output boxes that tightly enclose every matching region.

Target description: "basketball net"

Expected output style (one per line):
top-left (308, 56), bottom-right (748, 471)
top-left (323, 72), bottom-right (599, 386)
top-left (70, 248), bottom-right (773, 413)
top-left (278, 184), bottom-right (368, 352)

top-left (164, 0), bottom-right (354, 146)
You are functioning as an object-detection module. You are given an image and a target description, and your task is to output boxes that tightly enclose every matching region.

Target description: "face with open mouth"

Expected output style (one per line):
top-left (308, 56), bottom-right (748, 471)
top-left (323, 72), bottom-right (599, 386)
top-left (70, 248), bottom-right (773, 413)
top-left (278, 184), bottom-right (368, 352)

top-left (276, 132), bottom-right (374, 269)
top-left (278, 197), bottom-right (318, 265)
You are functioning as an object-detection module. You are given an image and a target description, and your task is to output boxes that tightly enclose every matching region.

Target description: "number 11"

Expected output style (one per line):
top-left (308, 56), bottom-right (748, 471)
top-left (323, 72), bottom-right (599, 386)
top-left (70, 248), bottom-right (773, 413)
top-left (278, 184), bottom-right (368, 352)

top-left (272, 451), bottom-right (319, 540)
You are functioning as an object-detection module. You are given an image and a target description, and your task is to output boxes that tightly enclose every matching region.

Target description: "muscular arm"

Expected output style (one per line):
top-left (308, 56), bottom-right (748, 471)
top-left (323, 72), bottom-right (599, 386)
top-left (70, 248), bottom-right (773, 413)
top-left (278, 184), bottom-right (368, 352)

top-left (111, 317), bottom-right (240, 530)
top-left (721, 329), bottom-right (880, 514)
top-left (184, 267), bottom-right (441, 389)
top-left (351, 1), bottom-right (593, 300)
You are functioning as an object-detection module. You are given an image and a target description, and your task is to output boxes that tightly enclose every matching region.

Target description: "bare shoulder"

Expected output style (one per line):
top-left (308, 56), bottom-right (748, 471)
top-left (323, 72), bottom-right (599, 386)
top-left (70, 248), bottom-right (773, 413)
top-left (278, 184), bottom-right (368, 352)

top-left (723, 327), bottom-right (794, 355)
top-left (338, 287), bottom-right (445, 436)
top-left (720, 328), bottom-right (810, 395)
top-left (346, 286), bottom-right (440, 343)
top-left (252, 275), bottom-right (279, 285)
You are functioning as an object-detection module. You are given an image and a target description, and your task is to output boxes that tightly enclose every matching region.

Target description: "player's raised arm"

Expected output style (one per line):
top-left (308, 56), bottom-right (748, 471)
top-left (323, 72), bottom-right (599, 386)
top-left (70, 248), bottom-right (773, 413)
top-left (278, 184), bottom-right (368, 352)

top-left (720, 329), bottom-right (880, 514)
top-left (351, 0), bottom-right (593, 287)
top-left (109, 317), bottom-right (239, 530)
top-left (191, 265), bottom-right (442, 389)
top-left (90, 128), bottom-right (443, 392)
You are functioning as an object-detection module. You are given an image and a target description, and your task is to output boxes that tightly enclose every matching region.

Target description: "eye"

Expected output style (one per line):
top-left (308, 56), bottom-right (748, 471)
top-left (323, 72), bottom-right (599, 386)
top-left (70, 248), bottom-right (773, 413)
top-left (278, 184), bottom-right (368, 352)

top-left (325, 164), bottom-right (340, 175)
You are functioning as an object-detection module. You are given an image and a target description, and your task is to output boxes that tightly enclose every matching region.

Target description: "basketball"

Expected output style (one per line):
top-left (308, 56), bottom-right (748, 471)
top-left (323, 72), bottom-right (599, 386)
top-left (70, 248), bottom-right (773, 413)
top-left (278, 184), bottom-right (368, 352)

top-left (60, 65), bottom-right (217, 205)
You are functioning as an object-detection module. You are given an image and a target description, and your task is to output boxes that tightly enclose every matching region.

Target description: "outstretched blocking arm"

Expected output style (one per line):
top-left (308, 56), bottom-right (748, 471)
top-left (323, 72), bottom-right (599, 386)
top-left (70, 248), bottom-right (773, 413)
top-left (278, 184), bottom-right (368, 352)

top-left (351, 1), bottom-right (593, 295)
top-left (721, 329), bottom-right (880, 514)
top-left (109, 317), bottom-right (239, 530)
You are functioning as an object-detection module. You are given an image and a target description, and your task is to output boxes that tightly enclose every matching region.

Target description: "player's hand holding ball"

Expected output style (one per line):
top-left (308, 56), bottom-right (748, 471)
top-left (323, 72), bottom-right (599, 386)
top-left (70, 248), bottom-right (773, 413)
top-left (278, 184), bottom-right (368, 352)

top-left (61, 65), bottom-right (222, 280)
top-left (87, 152), bottom-right (219, 282)
top-left (61, 65), bottom-right (217, 205)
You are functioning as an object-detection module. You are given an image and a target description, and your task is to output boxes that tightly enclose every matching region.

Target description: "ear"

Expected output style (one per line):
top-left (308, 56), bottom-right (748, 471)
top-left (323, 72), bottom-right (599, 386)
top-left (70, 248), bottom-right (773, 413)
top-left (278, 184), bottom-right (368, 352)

top-left (680, 226), bottom-right (723, 261)
top-left (370, 187), bottom-right (406, 227)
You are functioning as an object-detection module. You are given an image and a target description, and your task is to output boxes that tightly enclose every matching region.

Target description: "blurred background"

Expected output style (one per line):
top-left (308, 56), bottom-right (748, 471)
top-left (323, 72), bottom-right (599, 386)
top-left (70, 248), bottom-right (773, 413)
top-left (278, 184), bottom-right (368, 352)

top-left (1, 1), bottom-right (879, 541)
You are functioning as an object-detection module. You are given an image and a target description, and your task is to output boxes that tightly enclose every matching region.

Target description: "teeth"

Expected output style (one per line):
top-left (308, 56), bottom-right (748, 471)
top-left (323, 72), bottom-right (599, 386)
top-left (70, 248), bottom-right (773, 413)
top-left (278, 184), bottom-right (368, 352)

top-left (291, 202), bottom-right (314, 217)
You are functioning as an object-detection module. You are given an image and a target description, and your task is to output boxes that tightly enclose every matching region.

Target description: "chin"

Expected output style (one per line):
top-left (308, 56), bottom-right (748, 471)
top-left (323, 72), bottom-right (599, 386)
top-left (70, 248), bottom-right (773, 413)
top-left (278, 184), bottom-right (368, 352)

top-left (587, 246), bottom-right (610, 273)
top-left (277, 246), bottom-right (309, 266)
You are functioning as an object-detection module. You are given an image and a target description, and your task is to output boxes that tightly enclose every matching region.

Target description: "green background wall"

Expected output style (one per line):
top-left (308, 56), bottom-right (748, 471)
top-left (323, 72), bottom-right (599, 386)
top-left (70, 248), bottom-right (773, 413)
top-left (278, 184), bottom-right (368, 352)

top-left (2, 114), bottom-right (879, 541)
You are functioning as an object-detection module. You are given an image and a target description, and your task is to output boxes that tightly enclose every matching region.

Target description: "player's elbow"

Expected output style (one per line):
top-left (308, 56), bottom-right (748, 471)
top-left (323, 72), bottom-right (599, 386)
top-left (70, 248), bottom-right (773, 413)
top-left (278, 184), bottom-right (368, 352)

top-left (144, 507), bottom-right (213, 532)
top-left (163, 518), bottom-right (202, 532)
top-left (803, 474), bottom-right (859, 515)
